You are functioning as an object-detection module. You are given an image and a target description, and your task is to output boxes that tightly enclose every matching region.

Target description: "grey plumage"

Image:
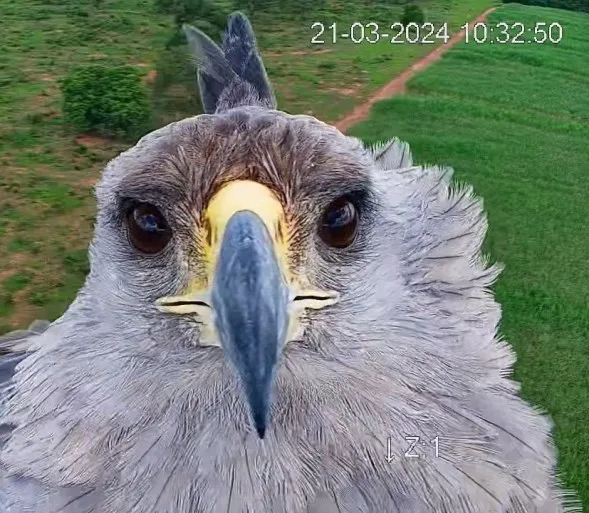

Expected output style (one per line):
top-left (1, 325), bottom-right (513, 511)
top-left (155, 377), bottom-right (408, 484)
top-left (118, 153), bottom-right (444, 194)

top-left (0, 11), bottom-right (580, 513)
top-left (369, 137), bottom-right (413, 170)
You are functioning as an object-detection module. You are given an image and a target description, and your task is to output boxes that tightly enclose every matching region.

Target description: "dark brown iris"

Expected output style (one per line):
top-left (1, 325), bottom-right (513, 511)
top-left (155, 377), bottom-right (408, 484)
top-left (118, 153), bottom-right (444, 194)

top-left (127, 203), bottom-right (172, 254)
top-left (318, 196), bottom-right (359, 248)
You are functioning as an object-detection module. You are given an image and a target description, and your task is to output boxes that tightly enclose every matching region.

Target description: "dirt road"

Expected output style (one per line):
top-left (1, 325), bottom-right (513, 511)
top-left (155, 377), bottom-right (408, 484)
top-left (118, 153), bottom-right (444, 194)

top-left (334, 7), bottom-right (496, 133)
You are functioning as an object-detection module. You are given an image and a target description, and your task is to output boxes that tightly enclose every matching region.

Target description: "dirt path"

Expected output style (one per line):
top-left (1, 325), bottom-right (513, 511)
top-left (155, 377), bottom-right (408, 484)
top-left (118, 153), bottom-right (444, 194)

top-left (334, 7), bottom-right (496, 133)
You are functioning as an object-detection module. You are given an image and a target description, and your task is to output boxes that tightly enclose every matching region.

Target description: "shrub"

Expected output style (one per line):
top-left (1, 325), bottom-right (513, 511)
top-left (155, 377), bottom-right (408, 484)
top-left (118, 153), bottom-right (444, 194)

top-left (155, 0), bottom-right (227, 29)
top-left (60, 65), bottom-right (151, 139)
top-left (400, 3), bottom-right (425, 26)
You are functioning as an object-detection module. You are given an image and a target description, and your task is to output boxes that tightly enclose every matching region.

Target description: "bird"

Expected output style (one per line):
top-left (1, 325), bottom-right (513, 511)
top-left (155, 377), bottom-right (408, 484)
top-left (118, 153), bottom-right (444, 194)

top-left (0, 11), bottom-right (580, 513)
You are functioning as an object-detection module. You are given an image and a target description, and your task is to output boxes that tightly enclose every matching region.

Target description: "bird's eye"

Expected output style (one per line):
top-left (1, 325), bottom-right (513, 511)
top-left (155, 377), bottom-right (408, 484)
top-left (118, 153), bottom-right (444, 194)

top-left (126, 203), bottom-right (172, 254)
top-left (318, 196), bottom-right (359, 248)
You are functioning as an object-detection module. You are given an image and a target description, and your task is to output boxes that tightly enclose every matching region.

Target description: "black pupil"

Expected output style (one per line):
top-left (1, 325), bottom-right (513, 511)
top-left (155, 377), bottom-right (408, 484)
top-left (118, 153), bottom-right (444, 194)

top-left (326, 203), bottom-right (352, 228)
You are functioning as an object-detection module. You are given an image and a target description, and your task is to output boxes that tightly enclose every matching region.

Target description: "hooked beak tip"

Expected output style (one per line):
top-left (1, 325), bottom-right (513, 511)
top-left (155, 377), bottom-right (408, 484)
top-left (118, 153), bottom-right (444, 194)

top-left (256, 424), bottom-right (266, 439)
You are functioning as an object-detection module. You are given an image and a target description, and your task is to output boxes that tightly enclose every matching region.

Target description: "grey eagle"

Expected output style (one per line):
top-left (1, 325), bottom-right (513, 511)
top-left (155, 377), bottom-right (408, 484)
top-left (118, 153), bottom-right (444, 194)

top-left (0, 12), bottom-right (579, 513)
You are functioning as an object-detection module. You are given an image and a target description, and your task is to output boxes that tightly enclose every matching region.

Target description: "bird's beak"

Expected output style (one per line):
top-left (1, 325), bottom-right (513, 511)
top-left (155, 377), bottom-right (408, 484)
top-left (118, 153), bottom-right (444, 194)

top-left (212, 208), bottom-right (288, 439)
top-left (156, 180), bottom-right (338, 438)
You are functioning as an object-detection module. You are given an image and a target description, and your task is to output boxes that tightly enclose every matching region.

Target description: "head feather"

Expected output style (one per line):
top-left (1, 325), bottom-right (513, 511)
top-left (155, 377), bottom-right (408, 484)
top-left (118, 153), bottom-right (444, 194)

top-left (369, 137), bottom-right (413, 169)
top-left (183, 12), bottom-right (276, 114)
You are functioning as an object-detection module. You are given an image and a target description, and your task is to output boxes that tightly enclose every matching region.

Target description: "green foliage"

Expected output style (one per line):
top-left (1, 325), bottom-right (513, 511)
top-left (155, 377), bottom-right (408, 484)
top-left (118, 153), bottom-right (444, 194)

top-left (502, 0), bottom-right (589, 13)
top-left (400, 3), bottom-right (426, 26)
top-left (232, 0), bottom-right (327, 17)
top-left (60, 65), bottom-right (151, 139)
top-left (232, 0), bottom-right (275, 15)
top-left (232, 0), bottom-right (255, 15)
top-left (154, 0), bottom-right (227, 29)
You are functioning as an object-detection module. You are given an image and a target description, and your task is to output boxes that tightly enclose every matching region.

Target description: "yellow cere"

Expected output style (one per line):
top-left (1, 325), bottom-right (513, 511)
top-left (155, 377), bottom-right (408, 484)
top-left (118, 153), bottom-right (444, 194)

top-left (202, 180), bottom-right (291, 284)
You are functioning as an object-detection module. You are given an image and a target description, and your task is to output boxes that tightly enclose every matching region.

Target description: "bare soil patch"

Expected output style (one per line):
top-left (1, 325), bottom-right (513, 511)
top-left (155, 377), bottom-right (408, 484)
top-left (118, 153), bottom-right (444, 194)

top-left (75, 134), bottom-right (111, 148)
top-left (143, 69), bottom-right (158, 85)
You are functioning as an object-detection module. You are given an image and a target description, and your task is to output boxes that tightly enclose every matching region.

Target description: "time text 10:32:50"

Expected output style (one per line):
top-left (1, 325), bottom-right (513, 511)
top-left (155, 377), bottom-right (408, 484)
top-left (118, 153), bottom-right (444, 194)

top-left (310, 21), bottom-right (564, 45)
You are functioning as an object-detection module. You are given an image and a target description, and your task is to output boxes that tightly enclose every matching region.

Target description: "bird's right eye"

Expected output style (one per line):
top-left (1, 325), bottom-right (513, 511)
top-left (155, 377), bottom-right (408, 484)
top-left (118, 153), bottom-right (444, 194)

top-left (126, 203), bottom-right (172, 254)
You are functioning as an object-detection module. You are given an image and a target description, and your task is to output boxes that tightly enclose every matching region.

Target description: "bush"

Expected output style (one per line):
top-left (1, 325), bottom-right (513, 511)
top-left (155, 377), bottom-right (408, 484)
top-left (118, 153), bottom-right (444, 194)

top-left (400, 3), bottom-right (425, 26)
top-left (60, 65), bottom-right (151, 139)
top-left (155, 0), bottom-right (227, 29)
top-left (502, 0), bottom-right (589, 12)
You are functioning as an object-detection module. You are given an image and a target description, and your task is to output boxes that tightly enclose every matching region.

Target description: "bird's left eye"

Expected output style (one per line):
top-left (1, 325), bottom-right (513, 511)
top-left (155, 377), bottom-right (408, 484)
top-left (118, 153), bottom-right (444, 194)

top-left (318, 196), bottom-right (358, 248)
top-left (126, 203), bottom-right (172, 254)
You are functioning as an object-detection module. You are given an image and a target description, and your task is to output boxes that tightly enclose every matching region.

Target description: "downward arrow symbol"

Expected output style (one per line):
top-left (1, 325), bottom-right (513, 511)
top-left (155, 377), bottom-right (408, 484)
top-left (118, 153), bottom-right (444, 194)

top-left (386, 437), bottom-right (395, 462)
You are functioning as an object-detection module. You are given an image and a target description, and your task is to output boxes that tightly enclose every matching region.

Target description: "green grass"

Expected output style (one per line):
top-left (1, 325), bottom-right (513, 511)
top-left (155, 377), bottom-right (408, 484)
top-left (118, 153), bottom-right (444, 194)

top-left (349, 4), bottom-right (589, 509)
top-left (0, 0), bottom-right (496, 332)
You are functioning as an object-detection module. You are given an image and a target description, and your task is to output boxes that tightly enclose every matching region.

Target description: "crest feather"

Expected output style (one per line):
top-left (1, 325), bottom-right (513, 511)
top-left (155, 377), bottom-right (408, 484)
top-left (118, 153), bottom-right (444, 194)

top-left (183, 12), bottom-right (276, 114)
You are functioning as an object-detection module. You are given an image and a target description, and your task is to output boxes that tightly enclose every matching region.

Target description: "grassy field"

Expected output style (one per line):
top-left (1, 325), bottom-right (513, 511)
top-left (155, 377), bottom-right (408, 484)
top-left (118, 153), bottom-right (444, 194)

top-left (0, 0), bottom-right (496, 334)
top-left (349, 4), bottom-right (589, 509)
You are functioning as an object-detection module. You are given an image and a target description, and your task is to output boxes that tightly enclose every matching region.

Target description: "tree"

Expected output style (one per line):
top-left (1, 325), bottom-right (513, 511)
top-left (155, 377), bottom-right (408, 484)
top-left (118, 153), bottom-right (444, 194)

top-left (400, 3), bottom-right (425, 27)
top-left (60, 65), bottom-right (151, 139)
